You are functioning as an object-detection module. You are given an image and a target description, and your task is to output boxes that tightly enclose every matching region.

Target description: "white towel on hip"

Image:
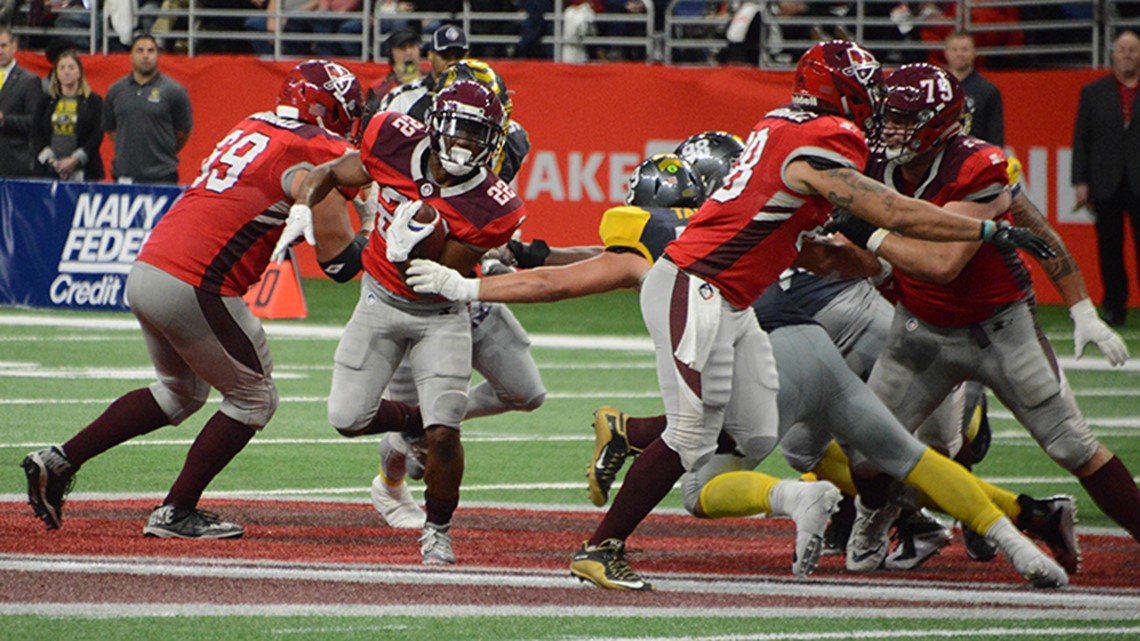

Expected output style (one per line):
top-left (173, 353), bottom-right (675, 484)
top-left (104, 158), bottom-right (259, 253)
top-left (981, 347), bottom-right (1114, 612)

top-left (672, 275), bottom-right (722, 371)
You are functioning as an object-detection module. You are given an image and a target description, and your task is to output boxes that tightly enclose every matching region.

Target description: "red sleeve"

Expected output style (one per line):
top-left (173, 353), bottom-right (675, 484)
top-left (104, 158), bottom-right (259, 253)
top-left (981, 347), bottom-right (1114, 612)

top-left (952, 145), bottom-right (1009, 204)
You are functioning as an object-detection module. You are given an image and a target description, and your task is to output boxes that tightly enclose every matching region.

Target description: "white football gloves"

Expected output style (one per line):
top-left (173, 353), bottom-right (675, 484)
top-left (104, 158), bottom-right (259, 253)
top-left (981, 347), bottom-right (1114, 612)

top-left (1070, 299), bottom-right (1129, 366)
top-left (406, 258), bottom-right (480, 301)
top-left (386, 200), bottom-right (437, 263)
top-left (272, 203), bottom-right (315, 263)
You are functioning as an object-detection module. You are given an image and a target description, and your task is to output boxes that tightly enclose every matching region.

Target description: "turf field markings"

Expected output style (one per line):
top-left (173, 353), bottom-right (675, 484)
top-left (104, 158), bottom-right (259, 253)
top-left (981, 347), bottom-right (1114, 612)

top-left (561, 627), bottom-right (1140, 641)
top-left (3, 313), bottom-right (1139, 369)
top-left (3, 602), bottom-right (1139, 625)
top-left (1, 554), bottom-right (1136, 612)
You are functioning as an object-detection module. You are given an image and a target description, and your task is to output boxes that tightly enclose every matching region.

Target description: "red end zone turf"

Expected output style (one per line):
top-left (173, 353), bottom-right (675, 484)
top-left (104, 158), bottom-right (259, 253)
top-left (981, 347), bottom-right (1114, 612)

top-left (2, 499), bottom-right (1137, 590)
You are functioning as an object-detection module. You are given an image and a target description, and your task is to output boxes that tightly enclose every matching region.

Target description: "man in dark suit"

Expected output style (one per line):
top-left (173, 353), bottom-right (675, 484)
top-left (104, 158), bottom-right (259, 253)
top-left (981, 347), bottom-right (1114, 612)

top-left (0, 28), bottom-right (44, 178)
top-left (1073, 30), bottom-right (1140, 327)
top-left (945, 31), bottom-right (1004, 147)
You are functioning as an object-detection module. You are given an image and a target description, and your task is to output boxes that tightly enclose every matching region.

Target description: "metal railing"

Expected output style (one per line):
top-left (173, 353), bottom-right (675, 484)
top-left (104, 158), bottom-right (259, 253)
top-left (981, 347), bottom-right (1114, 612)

top-left (5, 0), bottom-right (1138, 68)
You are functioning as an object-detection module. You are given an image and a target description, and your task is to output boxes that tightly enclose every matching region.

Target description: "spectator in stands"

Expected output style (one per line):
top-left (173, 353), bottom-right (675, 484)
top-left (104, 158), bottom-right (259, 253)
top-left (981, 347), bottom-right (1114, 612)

top-left (30, 49), bottom-right (103, 181)
top-left (374, 0), bottom-right (416, 35)
top-left (515, 0), bottom-right (552, 58)
top-left (367, 27), bottom-right (424, 106)
top-left (244, 0), bottom-right (318, 55)
top-left (919, 1), bottom-right (1023, 68)
top-left (0, 28), bottom-right (43, 177)
top-left (1072, 29), bottom-right (1140, 327)
top-left (416, 0), bottom-right (461, 38)
top-left (103, 34), bottom-right (192, 184)
top-left (597, 0), bottom-right (648, 60)
top-left (283, 0), bottom-right (363, 57)
top-left (375, 24), bottom-right (466, 119)
top-left (944, 31), bottom-right (1003, 147)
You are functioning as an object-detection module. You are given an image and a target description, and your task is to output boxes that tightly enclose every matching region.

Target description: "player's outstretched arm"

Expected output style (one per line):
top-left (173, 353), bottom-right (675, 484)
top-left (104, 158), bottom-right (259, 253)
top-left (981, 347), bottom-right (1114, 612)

top-left (408, 251), bottom-right (648, 303)
top-left (788, 162), bottom-right (1053, 258)
top-left (1010, 191), bottom-right (1129, 364)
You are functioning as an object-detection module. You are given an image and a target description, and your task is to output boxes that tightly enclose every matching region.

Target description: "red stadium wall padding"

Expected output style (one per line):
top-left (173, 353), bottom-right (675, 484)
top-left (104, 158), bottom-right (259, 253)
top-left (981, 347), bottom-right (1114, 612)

top-left (16, 51), bottom-right (1133, 307)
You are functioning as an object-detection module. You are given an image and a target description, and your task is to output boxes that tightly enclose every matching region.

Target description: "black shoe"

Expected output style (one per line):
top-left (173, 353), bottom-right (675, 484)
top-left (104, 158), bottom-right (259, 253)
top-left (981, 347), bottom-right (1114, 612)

top-left (821, 493), bottom-right (855, 556)
top-left (143, 505), bottom-right (244, 539)
top-left (22, 446), bottom-right (75, 530)
top-left (962, 524), bottom-right (998, 562)
top-left (1016, 494), bottom-right (1081, 575)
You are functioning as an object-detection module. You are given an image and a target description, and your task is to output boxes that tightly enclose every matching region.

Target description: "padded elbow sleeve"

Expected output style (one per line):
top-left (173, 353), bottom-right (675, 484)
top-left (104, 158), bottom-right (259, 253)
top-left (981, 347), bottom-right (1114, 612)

top-left (319, 233), bottom-right (367, 283)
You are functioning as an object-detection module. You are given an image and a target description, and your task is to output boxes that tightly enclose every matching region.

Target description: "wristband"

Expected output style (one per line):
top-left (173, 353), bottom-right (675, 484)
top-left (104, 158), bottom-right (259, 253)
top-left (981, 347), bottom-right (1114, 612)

top-left (866, 228), bottom-right (890, 254)
top-left (870, 257), bottom-right (894, 287)
top-left (980, 219), bottom-right (996, 241)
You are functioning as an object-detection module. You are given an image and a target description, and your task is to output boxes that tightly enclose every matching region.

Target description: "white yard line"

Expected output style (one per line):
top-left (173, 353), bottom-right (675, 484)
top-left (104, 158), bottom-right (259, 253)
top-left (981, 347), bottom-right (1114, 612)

top-left (0, 554), bottom-right (1137, 618)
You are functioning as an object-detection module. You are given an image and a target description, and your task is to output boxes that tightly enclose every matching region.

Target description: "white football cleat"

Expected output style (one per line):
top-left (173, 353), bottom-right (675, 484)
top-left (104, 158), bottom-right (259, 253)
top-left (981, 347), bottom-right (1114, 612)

top-left (985, 517), bottom-right (1068, 589)
top-left (370, 474), bottom-right (425, 529)
top-left (781, 481), bottom-right (843, 578)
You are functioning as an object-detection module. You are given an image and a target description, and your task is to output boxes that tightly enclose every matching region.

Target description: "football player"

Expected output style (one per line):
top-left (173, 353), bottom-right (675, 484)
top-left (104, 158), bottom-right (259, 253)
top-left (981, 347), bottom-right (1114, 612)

top-left (357, 58), bottom-right (544, 531)
top-left (827, 63), bottom-right (1140, 567)
top-left (22, 60), bottom-right (366, 539)
top-left (406, 141), bottom-right (1071, 591)
top-left (275, 80), bottom-right (525, 565)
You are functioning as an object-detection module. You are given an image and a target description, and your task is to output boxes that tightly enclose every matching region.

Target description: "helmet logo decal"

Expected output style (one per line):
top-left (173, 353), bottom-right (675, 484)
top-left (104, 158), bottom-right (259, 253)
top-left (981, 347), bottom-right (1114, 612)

top-left (843, 46), bottom-right (880, 86)
top-left (322, 62), bottom-right (358, 109)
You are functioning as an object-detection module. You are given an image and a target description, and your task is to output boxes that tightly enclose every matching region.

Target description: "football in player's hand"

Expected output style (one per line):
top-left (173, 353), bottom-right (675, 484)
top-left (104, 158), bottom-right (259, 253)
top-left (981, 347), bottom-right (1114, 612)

top-left (409, 202), bottom-right (447, 262)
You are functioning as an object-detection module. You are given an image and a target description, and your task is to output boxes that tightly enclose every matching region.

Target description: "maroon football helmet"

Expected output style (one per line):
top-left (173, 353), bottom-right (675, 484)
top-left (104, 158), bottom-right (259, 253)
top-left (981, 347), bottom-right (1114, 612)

top-left (427, 79), bottom-right (506, 176)
top-left (792, 40), bottom-right (883, 133)
top-left (879, 63), bottom-right (966, 163)
top-left (277, 59), bottom-right (364, 138)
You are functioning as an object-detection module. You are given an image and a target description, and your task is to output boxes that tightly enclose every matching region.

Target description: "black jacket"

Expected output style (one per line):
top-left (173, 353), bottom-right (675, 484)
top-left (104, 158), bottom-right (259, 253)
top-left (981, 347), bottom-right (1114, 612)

top-left (0, 64), bottom-right (45, 177)
top-left (1072, 74), bottom-right (1140, 201)
top-left (30, 91), bottom-right (105, 181)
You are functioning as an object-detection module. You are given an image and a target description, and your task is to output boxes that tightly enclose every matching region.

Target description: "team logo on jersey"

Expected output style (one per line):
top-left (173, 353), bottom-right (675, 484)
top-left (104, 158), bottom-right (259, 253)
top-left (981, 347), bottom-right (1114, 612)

top-left (905, 318), bottom-right (919, 333)
top-left (366, 291), bottom-right (377, 306)
top-left (698, 282), bottom-right (715, 301)
top-left (420, 183), bottom-right (435, 198)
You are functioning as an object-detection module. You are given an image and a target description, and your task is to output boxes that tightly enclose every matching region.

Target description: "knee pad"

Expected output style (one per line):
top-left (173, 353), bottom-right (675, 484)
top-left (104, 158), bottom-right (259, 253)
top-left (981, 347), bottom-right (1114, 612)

top-left (735, 433), bottom-right (779, 463)
top-left (1042, 430), bottom-right (1098, 471)
top-left (424, 389), bottom-right (468, 429)
top-left (149, 379), bottom-right (209, 426)
top-left (781, 448), bottom-right (824, 475)
top-left (220, 377), bottom-right (279, 430)
top-left (510, 390), bottom-right (545, 412)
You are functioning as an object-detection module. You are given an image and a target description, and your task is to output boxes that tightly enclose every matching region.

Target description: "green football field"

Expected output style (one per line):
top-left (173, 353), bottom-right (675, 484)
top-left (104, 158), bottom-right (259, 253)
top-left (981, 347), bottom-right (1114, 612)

top-left (1, 279), bottom-right (1139, 640)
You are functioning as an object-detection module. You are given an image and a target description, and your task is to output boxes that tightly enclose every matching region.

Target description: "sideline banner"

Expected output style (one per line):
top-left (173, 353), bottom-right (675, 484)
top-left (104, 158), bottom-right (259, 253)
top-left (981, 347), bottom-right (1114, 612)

top-left (12, 52), bottom-right (1132, 305)
top-left (0, 179), bottom-right (183, 312)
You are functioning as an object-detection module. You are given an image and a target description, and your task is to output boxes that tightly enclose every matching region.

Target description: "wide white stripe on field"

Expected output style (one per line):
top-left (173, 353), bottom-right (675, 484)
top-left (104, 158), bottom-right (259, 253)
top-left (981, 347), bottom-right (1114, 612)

top-left (1, 554), bottom-right (1136, 613)
top-left (1, 604), bottom-right (1139, 633)
top-left (4, 313), bottom-right (1140, 367)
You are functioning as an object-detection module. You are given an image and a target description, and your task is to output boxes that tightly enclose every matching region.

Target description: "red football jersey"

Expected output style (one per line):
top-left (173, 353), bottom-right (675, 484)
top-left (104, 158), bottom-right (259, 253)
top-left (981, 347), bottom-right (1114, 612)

top-left (867, 136), bottom-right (1031, 326)
top-left (358, 111), bottom-right (525, 300)
top-left (138, 111), bottom-right (354, 296)
top-left (665, 108), bottom-right (869, 309)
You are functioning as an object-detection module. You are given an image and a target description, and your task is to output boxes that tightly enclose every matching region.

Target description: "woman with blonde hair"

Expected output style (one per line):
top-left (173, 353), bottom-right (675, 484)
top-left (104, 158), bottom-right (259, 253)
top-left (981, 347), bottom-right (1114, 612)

top-left (31, 49), bottom-right (104, 181)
